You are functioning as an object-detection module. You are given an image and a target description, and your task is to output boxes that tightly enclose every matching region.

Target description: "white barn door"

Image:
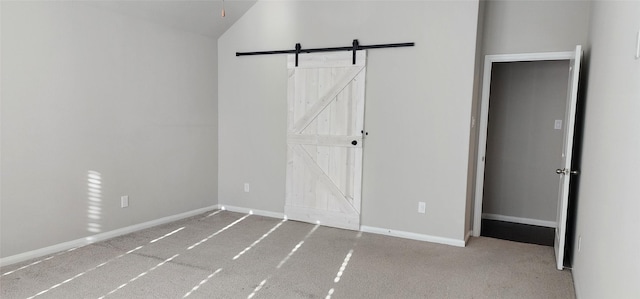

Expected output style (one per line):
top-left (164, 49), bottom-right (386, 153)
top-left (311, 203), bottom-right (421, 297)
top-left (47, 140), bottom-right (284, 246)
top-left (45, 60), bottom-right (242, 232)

top-left (285, 52), bottom-right (366, 230)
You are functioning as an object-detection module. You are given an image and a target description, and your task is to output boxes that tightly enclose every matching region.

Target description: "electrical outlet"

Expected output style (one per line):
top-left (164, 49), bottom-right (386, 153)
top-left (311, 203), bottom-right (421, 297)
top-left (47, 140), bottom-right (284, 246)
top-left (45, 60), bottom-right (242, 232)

top-left (244, 183), bottom-right (250, 193)
top-left (418, 202), bottom-right (426, 214)
top-left (121, 195), bottom-right (129, 208)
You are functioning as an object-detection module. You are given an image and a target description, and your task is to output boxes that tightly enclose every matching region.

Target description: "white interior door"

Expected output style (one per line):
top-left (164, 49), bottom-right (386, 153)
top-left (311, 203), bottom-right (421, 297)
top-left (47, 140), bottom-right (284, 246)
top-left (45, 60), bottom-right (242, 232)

top-left (285, 51), bottom-right (366, 230)
top-left (554, 45), bottom-right (582, 270)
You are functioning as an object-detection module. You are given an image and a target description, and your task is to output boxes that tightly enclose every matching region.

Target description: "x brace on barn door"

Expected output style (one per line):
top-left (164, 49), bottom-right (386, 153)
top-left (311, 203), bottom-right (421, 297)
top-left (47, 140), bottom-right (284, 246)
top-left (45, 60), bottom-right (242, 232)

top-left (236, 39), bottom-right (414, 67)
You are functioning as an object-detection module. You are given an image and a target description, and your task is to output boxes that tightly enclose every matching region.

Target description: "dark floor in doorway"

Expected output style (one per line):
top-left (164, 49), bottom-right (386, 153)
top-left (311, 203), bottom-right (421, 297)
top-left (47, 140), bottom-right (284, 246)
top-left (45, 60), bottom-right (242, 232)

top-left (481, 219), bottom-right (554, 246)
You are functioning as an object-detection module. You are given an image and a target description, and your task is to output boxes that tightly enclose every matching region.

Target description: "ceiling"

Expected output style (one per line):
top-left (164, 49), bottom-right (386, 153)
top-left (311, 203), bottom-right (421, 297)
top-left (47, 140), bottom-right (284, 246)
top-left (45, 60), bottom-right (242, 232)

top-left (84, 0), bottom-right (257, 38)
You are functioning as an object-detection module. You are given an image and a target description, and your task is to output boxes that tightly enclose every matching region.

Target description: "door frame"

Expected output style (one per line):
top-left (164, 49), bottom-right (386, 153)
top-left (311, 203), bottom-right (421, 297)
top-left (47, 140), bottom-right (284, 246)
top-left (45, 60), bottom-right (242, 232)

top-left (472, 50), bottom-right (576, 237)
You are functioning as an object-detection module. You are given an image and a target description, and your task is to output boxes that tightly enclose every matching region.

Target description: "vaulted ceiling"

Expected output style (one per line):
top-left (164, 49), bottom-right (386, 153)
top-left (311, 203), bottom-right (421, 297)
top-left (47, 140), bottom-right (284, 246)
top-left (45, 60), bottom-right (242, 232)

top-left (85, 0), bottom-right (257, 38)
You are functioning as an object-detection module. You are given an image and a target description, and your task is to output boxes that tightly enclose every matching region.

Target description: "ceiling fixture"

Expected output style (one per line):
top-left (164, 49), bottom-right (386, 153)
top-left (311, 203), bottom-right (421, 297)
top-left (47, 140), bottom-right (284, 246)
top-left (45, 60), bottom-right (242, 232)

top-left (221, 0), bottom-right (226, 18)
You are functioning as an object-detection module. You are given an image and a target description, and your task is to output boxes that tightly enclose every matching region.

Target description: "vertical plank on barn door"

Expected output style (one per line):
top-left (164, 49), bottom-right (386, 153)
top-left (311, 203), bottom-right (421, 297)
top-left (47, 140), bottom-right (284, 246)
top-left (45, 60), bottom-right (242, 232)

top-left (285, 51), bottom-right (366, 231)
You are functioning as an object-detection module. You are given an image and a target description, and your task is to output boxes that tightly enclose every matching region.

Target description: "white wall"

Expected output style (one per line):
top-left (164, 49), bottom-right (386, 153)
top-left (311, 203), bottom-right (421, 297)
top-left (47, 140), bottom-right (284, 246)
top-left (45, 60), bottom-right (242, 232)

top-left (482, 0), bottom-right (591, 55)
top-left (1, 2), bottom-right (218, 258)
top-left (219, 0), bottom-right (480, 242)
top-left (571, 1), bottom-right (640, 298)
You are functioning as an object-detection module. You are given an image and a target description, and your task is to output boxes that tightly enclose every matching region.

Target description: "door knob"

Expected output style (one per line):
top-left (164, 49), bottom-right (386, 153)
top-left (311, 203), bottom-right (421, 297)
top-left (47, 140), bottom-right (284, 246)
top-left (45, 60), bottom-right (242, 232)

top-left (556, 168), bottom-right (579, 175)
top-left (351, 140), bottom-right (358, 146)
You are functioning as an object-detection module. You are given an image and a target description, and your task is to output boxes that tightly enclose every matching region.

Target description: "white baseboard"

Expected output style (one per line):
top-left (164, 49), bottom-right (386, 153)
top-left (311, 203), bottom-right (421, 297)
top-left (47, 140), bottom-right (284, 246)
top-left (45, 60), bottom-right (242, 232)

top-left (219, 204), bottom-right (466, 248)
top-left (1, 203), bottom-right (474, 267)
top-left (360, 226), bottom-right (466, 247)
top-left (0, 205), bottom-right (218, 267)
top-left (482, 213), bottom-right (557, 228)
top-left (220, 205), bottom-right (285, 219)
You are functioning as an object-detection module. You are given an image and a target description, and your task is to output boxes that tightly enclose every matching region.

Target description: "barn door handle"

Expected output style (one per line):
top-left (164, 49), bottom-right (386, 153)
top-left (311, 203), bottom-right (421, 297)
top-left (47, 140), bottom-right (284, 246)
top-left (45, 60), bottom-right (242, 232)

top-left (556, 168), bottom-right (567, 175)
top-left (351, 140), bottom-right (358, 146)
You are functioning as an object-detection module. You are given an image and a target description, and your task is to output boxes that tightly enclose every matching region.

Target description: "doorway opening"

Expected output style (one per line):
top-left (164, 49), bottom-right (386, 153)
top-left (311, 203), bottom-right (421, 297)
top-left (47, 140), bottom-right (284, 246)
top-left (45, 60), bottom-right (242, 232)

top-left (480, 60), bottom-right (569, 246)
top-left (472, 47), bottom-right (582, 270)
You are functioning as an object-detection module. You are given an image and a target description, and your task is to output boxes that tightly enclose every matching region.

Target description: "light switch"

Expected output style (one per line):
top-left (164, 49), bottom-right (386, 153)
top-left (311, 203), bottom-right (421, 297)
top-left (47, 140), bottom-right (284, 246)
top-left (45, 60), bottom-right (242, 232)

top-left (418, 202), bottom-right (426, 214)
top-left (554, 120), bottom-right (563, 130)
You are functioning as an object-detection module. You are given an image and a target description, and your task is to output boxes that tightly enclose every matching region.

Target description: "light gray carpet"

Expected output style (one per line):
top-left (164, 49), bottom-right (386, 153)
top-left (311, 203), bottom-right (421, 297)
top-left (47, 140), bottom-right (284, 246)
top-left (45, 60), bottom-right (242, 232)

top-left (1, 210), bottom-right (575, 298)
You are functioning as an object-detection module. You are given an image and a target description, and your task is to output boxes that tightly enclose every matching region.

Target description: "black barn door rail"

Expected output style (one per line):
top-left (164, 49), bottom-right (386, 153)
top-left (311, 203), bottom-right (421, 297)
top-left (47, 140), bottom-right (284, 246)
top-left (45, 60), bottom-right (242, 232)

top-left (236, 39), bottom-right (415, 67)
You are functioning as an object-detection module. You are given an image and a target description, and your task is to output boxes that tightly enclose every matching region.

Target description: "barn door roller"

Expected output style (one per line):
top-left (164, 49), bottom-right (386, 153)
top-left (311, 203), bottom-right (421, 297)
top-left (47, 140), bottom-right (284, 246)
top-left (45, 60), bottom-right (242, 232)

top-left (236, 39), bottom-right (415, 67)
